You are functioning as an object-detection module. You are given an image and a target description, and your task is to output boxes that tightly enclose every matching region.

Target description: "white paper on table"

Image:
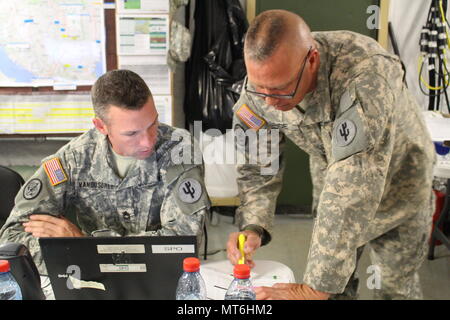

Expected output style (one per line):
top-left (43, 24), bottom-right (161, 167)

top-left (200, 260), bottom-right (296, 300)
top-left (423, 111), bottom-right (450, 141)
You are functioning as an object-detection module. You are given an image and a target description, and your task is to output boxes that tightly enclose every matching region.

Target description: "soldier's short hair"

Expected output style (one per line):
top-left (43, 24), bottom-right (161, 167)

top-left (244, 11), bottom-right (285, 61)
top-left (91, 69), bottom-right (152, 122)
top-left (244, 10), bottom-right (312, 62)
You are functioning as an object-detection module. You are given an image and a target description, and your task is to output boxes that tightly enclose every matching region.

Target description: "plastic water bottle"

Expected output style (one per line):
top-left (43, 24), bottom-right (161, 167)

top-left (175, 257), bottom-right (206, 300)
top-left (224, 264), bottom-right (256, 300)
top-left (0, 260), bottom-right (22, 300)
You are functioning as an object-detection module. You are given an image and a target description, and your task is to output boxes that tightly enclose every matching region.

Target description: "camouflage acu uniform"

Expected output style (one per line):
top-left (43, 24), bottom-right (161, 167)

top-left (0, 124), bottom-right (210, 275)
top-left (167, 0), bottom-right (191, 71)
top-left (233, 31), bottom-right (436, 299)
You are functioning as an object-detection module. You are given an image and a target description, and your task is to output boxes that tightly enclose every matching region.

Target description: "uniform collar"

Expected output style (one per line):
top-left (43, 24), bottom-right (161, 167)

top-left (93, 129), bottom-right (162, 189)
top-left (298, 40), bottom-right (333, 126)
top-left (125, 125), bottom-right (182, 189)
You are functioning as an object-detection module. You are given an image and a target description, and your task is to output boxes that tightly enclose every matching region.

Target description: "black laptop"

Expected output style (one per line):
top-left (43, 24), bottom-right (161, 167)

top-left (39, 236), bottom-right (197, 300)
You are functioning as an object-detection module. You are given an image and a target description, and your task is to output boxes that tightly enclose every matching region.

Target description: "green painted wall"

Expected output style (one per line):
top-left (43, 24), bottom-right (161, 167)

top-left (256, 0), bottom-right (378, 38)
top-left (254, 0), bottom-right (378, 207)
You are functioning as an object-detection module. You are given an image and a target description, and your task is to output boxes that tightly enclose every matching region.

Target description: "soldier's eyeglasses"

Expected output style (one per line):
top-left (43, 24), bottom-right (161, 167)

top-left (245, 46), bottom-right (312, 100)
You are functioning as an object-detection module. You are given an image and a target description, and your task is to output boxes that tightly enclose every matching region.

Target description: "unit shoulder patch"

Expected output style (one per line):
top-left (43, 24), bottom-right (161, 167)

top-left (23, 178), bottom-right (42, 200)
top-left (334, 119), bottom-right (357, 147)
top-left (331, 89), bottom-right (369, 162)
top-left (178, 178), bottom-right (202, 204)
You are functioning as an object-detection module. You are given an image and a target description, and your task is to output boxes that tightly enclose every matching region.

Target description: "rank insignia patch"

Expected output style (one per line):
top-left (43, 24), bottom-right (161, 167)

top-left (236, 104), bottom-right (266, 130)
top-left (43, 157), bottom-right (68, 186)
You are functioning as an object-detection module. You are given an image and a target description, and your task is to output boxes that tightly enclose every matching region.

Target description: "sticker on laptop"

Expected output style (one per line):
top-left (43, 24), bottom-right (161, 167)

top-left (68, 275), bottom-right (106, 290)
top-left (99, 264), bottom-right (147, 273)
top-left (151, 245), bottom-right (195, 254)
top-left (97, 244), bottom-right (145, 254)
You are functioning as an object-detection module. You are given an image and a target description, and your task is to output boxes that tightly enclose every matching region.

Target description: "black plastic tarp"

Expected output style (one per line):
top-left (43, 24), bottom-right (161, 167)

top-left (184, 0), bottom-right (248, 133)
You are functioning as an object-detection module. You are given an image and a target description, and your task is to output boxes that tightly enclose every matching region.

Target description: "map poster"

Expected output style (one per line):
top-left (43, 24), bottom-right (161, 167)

top-left (0, 0), bottom-right (106, 87)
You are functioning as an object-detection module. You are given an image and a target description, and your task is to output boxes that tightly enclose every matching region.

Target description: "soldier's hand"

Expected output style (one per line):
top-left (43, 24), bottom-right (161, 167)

top-left (255, 283), bottom-right (330, 300)
top-left (22, 214), bottom-right (84, 238)
top-left (226, 230), bottom-right (261, 268)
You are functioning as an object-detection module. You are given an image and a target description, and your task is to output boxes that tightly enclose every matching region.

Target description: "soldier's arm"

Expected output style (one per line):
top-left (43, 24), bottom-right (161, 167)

top-left (225, 106), bottom-right (287, 267)
top-left (0, 155), bottom-right (74, 274)
top-left (308, 154), bottom-right (328, 217)
top-left (234, 114), bottom-right (286, 246)
top-left (302, 72), bottom-right (397, 294)
top-left (133, 163), bottom-right (209, 247)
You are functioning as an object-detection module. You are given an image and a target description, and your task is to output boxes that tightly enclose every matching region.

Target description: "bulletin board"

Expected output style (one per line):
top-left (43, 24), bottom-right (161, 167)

top-left (0, 0), bottom-right (118, 138)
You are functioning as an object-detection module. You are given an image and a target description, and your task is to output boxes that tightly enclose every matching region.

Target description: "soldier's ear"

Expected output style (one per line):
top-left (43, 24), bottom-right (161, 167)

top-left (307, 49), bottom-right (320, 72)
top-left (93, 117), bottom-right (108, 136)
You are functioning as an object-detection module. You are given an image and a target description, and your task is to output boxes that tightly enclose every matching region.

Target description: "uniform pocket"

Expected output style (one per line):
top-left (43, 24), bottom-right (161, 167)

top-left (76, 189), bottom-right (118, 234)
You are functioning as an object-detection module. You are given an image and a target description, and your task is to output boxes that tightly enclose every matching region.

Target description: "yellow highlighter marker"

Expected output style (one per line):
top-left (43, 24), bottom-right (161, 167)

top-left (238, 234), bottom-right (246, 264)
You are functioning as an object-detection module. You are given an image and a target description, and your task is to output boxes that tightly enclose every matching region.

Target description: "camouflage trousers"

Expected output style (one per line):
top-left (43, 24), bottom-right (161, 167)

top-left (331, 208), bottom-right (433, 300)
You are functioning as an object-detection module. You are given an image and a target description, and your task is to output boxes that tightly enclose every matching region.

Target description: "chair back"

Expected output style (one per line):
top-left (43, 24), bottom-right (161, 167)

top-left (0, 166), bottom-right (25, 228)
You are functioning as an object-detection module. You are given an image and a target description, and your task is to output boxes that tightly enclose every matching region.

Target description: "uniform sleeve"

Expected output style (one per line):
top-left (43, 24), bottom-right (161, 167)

top-left (309, 154), bottom-right (328, 218)
top-left (233, 112), bottom-right (286, 245)
top-left (141, 165), bottom-right (209, 242)
top-left (133, 132), bottom-right (210, 249)
top-left (303, 72), bottom-right (396, 294)
top-left (0, 154), bottom-right (73, 275)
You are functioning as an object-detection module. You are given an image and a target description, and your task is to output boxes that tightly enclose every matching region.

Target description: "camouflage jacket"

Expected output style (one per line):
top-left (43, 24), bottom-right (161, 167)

top-left (0, 124), bottom-right (210, 275)
top-left (233, 31), bottom-right (436, 293)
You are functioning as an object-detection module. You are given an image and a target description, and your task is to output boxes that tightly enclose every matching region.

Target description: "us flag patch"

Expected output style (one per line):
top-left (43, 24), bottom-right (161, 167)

top-left (236, 104), bottom-right (266, 130)
top-left (43, 158), bottom-right (68, 186)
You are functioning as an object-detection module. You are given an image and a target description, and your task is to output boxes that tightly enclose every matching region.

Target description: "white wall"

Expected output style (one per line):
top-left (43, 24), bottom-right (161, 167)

top-left (388, 0), bottom-right (450, 112)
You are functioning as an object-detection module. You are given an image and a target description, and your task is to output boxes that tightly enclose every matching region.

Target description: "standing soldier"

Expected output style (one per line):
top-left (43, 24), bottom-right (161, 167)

top-left (227, 10), bottom-right (435, 299)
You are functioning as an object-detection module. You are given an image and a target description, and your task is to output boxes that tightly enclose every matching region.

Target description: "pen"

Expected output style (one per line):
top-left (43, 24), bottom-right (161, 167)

top-left (238, 234), bottom-right (246, 264)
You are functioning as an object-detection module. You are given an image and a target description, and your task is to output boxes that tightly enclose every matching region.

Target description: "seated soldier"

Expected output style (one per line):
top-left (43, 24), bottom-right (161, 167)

top-left (0, 69), bottom-right (210, 275)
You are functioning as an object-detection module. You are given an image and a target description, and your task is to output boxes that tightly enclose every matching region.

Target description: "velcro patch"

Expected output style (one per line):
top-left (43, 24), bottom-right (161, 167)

top-left (236, 104), bottom-right (266, 130)
top-left (43, 157), bottom-right (68, 186)
top-left (178, 178), bottom-right (202, 203)
top-left (23, 178), bottom-right (42, 200)
top-left (334, 119), bottom-right (357, 147)
top-left (331, 103), bottom-right (368, 162)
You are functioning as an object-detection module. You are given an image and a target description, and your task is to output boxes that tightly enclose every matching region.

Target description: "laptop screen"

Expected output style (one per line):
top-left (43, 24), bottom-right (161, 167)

top-left (39, 236), bottom-right (197, 300)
